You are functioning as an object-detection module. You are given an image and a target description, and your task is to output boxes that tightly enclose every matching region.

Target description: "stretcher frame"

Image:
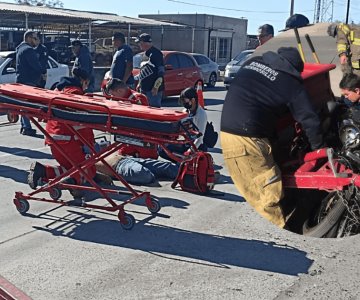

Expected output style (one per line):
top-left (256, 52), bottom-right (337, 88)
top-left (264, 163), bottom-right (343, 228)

top-left (0, 84), bottom-right (200, 230)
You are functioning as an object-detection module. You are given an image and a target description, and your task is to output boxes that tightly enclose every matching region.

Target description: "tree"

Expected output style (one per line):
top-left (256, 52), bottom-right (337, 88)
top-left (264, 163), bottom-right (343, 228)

top-left (14, 0), bottom-right (64, 8)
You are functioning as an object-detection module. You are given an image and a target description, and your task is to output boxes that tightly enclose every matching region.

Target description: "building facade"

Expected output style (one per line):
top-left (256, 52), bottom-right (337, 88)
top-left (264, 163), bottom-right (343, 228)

top-left (139, 14), bottom-right (248, 68)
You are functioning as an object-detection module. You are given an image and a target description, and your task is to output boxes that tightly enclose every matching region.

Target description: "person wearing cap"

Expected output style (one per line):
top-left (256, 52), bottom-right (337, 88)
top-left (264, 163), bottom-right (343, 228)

top-left (70, 40), bottom-right (95, 93)
top-left (257, 24), bottom-right (274, 46)
top-left (109, 32), bottom-right (134, 88)
top-left (220, 47), bottom-right (324, 230)
top-left (135, 33), bottom-right (165, 108)
top-left (15, 30), bottom-right (43, 136)
top-left (327, 22), bottom-right (360, 76)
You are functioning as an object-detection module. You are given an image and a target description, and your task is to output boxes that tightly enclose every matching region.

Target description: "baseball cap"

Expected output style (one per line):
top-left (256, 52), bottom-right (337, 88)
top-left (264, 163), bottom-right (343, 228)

top-left (135, 33), bottom-right (152, 43)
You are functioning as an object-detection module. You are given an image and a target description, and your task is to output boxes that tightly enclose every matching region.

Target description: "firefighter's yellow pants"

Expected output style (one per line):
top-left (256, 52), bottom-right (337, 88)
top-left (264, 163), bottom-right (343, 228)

top-left (221, 131), bottom-right (286, 228)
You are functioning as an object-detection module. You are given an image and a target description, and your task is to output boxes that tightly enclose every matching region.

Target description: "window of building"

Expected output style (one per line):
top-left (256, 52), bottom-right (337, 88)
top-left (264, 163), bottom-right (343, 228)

top-left (218, 38), bottom-right (230, 59)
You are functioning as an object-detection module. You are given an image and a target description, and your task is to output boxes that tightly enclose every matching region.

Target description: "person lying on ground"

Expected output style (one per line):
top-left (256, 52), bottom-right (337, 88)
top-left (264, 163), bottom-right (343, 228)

top-left (95, 152), bottom-right (179, 186)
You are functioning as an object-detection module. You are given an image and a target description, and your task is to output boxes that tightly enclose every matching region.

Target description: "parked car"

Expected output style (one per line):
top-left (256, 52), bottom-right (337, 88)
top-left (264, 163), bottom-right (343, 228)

top-left (102, 50), bottom-right (203, 97)
top-left (190, 53), bottom-right (219, 88)
top-left (224, 49), bottom-right (254, 89)
top-left (0, 51), bottom-right (70, 89)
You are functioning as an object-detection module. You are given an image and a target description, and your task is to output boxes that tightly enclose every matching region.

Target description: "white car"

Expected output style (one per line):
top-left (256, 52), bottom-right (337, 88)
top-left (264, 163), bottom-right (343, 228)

top-left (190, 53), bottom-right (219, 88)
top-left (224, 49), bottom-right (254, 89)
top-left (0, 51), bottom-right (69, 89)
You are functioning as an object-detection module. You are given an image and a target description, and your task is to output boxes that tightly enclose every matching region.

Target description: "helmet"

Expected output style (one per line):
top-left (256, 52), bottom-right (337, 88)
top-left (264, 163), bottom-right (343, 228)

top-left (327, 23), bottom-right (338, 38)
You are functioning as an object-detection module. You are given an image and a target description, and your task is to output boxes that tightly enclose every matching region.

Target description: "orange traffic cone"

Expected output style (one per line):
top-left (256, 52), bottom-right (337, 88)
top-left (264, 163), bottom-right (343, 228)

top-left (196, 81), bottom-right (205, 108)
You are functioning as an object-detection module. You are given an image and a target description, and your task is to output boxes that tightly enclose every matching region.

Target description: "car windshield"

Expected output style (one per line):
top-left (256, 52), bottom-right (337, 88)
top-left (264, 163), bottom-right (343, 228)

top-left (233, 51), bottom-right (253, 62)
top-left (235, 53), bottom-right (252, 66)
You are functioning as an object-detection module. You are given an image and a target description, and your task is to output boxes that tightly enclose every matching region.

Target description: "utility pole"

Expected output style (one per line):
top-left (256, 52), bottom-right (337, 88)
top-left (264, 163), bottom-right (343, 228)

top-left (290, 0), bottom-right (294, 16)
top-left (345, 0), bottom-right (350, 24)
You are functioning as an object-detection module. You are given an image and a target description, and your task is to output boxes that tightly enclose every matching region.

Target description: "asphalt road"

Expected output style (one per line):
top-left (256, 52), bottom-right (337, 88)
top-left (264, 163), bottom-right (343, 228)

top-left (0, 80), bottom-right (359, 300)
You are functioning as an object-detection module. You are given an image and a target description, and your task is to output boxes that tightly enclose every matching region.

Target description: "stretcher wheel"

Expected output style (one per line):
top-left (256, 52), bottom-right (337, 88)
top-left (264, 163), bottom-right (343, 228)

top-left (7, 112), bottom-right (19, 123)
top-left (120, 214), bottom-right (135, 230)
top-left (147, 198), bottom-right (161, 214)
top-left (49, 187), bottom-right (62, 200)
top-left (16, 199), bottom-right (30, 215)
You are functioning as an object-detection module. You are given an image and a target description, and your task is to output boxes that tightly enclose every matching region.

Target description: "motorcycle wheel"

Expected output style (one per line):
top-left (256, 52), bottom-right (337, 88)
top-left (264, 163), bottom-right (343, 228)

top-left (303, 192), bottom-right (346, 238)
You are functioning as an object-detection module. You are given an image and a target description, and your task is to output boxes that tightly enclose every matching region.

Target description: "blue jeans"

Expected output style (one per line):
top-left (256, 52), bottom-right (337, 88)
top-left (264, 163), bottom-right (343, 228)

top-left (145, 91), bottom-right (163, 108)
top-left (115, 157), bottom-right (179, 185)
top-left (20, 116), bottom-right (32, 130)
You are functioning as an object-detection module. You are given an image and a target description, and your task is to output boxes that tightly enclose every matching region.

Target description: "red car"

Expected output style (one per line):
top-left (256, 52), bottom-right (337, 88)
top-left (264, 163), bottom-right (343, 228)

top-left (102, 50), bottom-right (204, 97)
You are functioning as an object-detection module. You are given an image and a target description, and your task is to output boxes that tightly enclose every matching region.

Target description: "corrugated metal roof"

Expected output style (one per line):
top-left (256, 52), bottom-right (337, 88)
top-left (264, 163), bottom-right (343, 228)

top-left (0, 2), bottom-right (182, 26)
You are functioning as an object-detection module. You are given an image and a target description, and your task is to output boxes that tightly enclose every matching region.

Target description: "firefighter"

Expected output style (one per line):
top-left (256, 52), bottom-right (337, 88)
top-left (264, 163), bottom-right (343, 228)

top-left (28, 68), bottom-right (97, 189)
top-left (328, 23), bottom-right (360, 76)
top-left (220, 47), bottom-right (324, 229)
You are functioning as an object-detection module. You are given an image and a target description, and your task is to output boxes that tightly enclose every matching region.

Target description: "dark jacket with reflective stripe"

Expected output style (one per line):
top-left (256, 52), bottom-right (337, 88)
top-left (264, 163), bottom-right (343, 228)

top-left (220, 51), bottom-right (323, 150)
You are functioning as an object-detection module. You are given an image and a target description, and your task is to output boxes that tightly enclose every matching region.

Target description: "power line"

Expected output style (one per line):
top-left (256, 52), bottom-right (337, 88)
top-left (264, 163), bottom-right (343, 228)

top-left (167, 0), bottom-right (314, 14)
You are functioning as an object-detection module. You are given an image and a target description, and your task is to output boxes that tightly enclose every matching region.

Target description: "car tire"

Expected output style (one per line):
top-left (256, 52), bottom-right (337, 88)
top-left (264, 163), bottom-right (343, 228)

top-left (207, 72), bottom-right (217, 88)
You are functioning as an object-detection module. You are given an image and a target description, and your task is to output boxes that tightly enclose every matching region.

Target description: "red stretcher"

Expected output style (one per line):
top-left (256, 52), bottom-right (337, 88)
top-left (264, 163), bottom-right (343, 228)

top-left (0, 83), bottom-right (200, 230)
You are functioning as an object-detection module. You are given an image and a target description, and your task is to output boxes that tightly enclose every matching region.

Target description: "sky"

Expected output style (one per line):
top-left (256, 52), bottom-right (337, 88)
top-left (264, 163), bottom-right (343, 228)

top-left (4, 0), bottom-right (360, 34)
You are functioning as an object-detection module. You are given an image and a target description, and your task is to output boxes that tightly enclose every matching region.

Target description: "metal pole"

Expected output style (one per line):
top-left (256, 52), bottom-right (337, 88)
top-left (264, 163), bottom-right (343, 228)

top-left (345, 0), bottom-right (350, 24)
top-left (191, 27), bottom-right (195, 53)
top-left (128, 23), bottom-right (131, 44)
top-left (290, 0), bottom-right (294, 16)
top-left (88, 20), bottom-right (92, 49)
top-left (25, 13), bottom-right (29, 30)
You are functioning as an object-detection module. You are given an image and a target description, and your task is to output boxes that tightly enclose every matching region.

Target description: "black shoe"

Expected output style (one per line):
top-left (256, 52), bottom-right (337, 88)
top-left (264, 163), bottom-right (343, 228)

top-left (28, 162), bottom-right (46, 189)
top-left (21, 128), bottom-right (37, 136)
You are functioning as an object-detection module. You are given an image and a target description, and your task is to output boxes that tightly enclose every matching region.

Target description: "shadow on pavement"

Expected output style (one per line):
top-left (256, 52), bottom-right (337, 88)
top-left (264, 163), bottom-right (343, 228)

top-left (33, 213), bottom-right (313, 276)
top-left (0, 146), bottom-right (51, 160)
top-left (0, 164), bottom-right (28, 184)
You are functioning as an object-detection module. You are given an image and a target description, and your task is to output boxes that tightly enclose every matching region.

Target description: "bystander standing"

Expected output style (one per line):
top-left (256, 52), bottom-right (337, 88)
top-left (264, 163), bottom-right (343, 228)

top-left (70, 40), bottom-right (95, 92)
top-left (109, 32), bottom-right (134, 88)
top-left (135, 33), bottom-right (165, 108)
top-left (15, 30), bottom-right (42, 136)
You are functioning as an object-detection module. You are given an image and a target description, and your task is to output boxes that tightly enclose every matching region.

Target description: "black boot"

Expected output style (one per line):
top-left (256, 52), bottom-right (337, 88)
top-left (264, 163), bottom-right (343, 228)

top-left (28, 162), bottom-right (46, 189)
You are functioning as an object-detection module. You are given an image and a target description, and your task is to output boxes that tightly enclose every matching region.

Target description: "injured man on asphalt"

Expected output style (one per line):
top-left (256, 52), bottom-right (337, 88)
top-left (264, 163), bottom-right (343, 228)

top-left (95, 152), bottom-right (179, 186)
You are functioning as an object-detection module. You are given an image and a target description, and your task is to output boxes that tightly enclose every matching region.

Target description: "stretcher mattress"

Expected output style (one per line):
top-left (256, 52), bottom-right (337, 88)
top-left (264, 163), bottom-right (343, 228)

top-left (0, 84), bottom-right (189, 133)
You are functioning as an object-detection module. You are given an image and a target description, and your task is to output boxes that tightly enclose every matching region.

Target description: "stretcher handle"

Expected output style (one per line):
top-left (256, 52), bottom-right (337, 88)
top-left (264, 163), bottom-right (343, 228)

top-left (305, 34), bottom-right (320, 63)
top-left (294, 27), bottom-right (306, 62)
top-left (48, 96), bottom-right (113, 131)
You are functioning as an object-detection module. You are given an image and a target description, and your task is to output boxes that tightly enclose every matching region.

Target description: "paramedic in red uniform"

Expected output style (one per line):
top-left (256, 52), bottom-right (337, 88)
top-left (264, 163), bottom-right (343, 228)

top-left (28, 68), bottom-right (96, 189)
top-left (104, 77), bottom-right (148, 106)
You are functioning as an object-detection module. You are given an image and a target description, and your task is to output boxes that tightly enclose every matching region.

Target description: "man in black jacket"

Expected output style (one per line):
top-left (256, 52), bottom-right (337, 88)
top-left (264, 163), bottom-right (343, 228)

top-left (70, 40), bottom-right (95, 93)
top-left (220, 47), bottom-right (323, 229)
top-left (16, 30), bottom-right (42, 136)
top-left (35, 33), bottom-right (48, 88)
